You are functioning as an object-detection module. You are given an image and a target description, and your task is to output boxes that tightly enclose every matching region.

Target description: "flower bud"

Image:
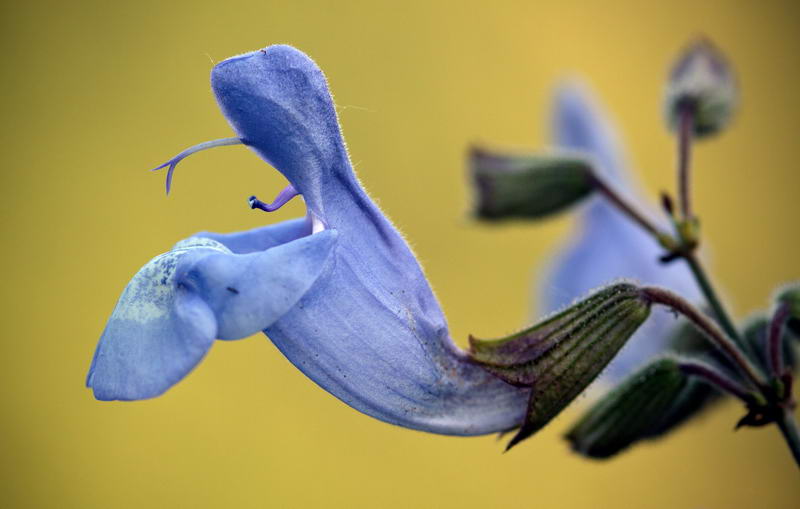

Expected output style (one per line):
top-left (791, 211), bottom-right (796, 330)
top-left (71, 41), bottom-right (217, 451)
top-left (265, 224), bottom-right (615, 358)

top-left (565, 358), bottom-right (691, 458)
top-left (664, 38), bottom-right (737, 137)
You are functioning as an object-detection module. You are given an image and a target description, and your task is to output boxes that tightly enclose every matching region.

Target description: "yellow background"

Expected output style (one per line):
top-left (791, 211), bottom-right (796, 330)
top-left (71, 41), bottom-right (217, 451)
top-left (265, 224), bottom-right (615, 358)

top-left (3, 1), bottom-right (798, 507)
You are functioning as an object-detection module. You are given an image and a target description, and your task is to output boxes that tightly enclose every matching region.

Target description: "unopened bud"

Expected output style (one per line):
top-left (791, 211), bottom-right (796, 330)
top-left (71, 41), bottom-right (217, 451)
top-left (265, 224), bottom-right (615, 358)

top-left (664, 38), bottom-right (737, 138)
top-left (565, 358), bottom-right (689, 458)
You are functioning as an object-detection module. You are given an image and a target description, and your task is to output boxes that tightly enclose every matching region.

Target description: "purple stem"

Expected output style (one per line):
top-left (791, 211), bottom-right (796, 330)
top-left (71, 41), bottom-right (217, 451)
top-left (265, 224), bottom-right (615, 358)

top-left (641, 286), bottom-right (765, 389)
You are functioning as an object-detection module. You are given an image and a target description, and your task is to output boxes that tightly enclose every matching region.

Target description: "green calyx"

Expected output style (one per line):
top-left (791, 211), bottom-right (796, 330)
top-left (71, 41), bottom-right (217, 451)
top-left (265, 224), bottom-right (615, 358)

top-left (470, 147), bottom-right (595, 221)
top-left (469, 283), bottom-right (652, 450)
top-left (565, 358), bottom-right (691, 459)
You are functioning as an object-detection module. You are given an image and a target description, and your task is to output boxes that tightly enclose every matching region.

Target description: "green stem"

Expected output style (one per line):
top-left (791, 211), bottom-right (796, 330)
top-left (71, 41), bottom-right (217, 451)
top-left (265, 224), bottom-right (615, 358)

top-left (776, 410), bottom-right (800, 468)
top-left (767, 301), bottom-right (791, 378)
top-left (677, 105), bottom-right (694, 220)
top-left (590, 171), bottom-right (741, 343)
top-left (684, 253), bottom-right (741, 342)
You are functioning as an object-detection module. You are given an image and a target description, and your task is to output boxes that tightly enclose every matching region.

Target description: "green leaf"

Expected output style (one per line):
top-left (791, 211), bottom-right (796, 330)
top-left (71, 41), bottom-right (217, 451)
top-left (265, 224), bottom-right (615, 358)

top-left (664, 38), bottom-right (737, 138)
top-left (470, 147), bottom-right (595, 221)
top-left (565, 358), bottom-right (692, 459)
top-left (469, 283), bottom-right (651, 449)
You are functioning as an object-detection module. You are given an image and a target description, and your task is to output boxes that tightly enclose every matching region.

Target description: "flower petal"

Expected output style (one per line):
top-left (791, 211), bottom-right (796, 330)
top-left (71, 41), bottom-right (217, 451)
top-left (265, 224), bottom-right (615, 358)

top-left (87, 238), bottom-right (229, 400)
top-left (552, 81), bottom-right (628, 183)
top-left (92, 45), bottom-right (532, 436)
top-left (210, 45), bottom-right (344, 218)
top-left (209, 46), bottom-right (531, 434)
top-left (265, 261), bottom-right (530, 436)
top-left (193, 229), bottom-right (338, 340)
top-left (87, 229), bottom-right (338, 401)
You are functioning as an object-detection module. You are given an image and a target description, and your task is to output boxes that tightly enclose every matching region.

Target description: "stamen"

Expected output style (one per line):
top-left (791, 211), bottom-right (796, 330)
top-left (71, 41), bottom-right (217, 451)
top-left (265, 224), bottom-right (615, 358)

top-left (151, 137), bottom-right (243, 194)
top-left (248, 185), bottom-right (299, 212)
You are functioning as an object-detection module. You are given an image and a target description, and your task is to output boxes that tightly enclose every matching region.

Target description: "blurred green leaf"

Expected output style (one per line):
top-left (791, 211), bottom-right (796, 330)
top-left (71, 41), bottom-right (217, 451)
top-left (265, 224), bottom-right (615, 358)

top-left (469, 147), bottom-right (595, 221)
top-left (470, 283), bottom-right (651, 449)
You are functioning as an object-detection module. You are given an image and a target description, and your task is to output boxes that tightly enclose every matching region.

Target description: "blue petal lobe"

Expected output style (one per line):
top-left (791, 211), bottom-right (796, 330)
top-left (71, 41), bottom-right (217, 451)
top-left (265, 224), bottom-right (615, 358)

top-left (87, 239), bottom-right (230, 401)
top-left (188, 230), bottom-right (338, 340)
top-left (87, 228), bottom-right (338, 400)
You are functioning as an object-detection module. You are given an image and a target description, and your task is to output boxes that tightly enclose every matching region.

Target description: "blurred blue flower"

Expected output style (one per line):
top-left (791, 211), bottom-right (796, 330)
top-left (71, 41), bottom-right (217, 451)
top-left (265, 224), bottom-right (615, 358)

top-left (538, 82), bottom-right (701, 380)
top-left (87, 45), bottom-right (528, 436)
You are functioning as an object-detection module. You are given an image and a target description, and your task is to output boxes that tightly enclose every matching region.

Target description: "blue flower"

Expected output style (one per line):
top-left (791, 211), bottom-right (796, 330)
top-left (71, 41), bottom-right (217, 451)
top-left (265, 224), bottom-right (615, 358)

top-left (87, 45), bottom-right (529, 436)
top-left (538, 81), bottom-right (701, 379)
